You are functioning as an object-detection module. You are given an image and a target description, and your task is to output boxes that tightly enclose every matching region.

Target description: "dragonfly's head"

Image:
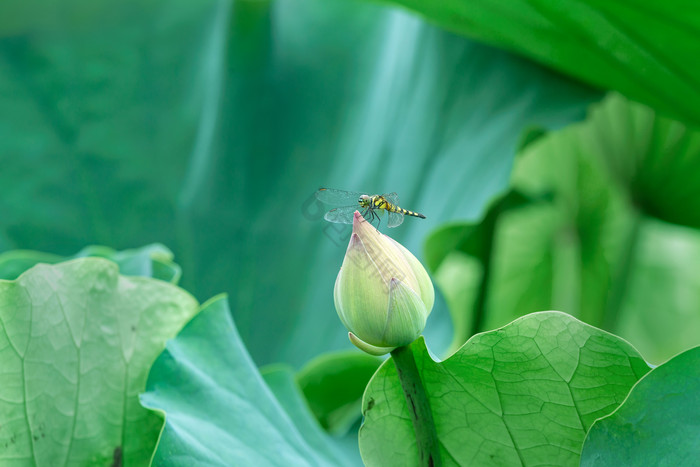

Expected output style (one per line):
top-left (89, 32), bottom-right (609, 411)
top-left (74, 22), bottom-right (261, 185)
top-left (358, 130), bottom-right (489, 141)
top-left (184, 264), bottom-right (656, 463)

top-left (358, 194), bottom-right (371, 207)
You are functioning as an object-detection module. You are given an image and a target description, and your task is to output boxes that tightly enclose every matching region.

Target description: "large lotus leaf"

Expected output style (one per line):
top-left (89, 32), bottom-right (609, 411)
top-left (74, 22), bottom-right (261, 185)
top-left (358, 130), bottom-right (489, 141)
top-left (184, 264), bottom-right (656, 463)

top-left (140, 295), bottom-right (354, 466)
top-left (581, 346), bottom-right (700, 466)
top-left (360, 312), bottom-right (650, 466)
top-left (427, 93), bottom-right (700, 362)
top-left (0, 0), bottom-right (599, 366)
top-left (0, 244), bottom-right (181, 283)
top-left (0, 258), bottom-right (199, 466)
top-left (376, 0), bottom-right (700, 127)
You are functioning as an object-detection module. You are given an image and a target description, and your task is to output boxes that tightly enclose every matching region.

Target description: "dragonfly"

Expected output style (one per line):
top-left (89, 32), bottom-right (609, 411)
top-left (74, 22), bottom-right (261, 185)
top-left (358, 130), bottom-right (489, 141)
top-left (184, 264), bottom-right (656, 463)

top-left (315, 188), bottom-right (426, 228)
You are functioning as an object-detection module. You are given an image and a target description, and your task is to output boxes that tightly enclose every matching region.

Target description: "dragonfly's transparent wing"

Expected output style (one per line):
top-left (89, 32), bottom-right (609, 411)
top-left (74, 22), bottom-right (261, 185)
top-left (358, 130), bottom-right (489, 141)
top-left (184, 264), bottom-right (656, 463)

top-left (315, 188), bottom-right (366, 206)
top-left (383, 192), bottom-right (400, 206)
top-left (387, 210), bottom-right (404, 228)
top-left (323, 205), bottom-right (358, 225)
top-left (384, 192), bottom-right (404, 227)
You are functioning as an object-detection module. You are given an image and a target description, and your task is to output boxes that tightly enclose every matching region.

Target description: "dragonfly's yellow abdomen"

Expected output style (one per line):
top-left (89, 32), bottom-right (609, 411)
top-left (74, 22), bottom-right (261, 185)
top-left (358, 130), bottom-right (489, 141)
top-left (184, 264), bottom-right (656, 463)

top-left (370, 195), bottom-right (426, 219)
top-left (391, 205), bottom-right (426, 219)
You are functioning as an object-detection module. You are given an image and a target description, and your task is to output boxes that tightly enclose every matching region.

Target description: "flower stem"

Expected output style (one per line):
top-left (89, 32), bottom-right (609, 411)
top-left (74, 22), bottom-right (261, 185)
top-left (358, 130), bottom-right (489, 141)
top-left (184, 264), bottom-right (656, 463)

top-left (390, 345), bottom-right (441, 467)
top-left (603, 209), bottom-right (643, 330)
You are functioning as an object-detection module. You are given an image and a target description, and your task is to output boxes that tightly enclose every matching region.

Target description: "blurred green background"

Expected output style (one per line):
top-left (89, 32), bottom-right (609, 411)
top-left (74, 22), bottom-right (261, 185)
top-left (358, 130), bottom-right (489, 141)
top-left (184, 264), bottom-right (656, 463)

top-left (2, 0), bottom-right (700, 371)
top-left (5, 0), bottom-right (700, 465)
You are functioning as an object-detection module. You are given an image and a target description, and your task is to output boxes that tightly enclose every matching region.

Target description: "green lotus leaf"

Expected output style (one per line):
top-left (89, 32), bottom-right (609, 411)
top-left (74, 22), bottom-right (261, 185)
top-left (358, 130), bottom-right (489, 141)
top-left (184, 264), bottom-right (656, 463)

top-left (140, 295), bottom-right (355, 466)
top-left (360, 311), bottom-right (650, 466)
top-left (581, 346), bottom-right (700, 466)
top-left (0, 244), bottom-right (180, 283)
top-left (378, 0), bottom-right (700, 126)
top-left (0, 258), bottom-right (198, 466)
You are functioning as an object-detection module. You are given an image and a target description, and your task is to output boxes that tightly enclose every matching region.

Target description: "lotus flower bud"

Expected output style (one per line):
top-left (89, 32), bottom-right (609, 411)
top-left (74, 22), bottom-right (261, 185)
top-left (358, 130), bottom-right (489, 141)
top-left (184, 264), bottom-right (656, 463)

top-left (334, 211), bottom-right (434, 356)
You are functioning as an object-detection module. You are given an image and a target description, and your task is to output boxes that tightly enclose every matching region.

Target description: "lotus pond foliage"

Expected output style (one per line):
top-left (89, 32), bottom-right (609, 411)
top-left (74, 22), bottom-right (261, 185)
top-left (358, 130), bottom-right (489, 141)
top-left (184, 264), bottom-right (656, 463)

top-left (1, 0), bottom-right (699, 465)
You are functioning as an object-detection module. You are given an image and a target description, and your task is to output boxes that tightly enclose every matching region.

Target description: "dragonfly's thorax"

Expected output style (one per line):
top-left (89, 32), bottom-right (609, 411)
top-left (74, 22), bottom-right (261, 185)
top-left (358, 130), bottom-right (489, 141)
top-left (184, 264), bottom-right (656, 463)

top-left (369, 195), bottom-right (390, 211)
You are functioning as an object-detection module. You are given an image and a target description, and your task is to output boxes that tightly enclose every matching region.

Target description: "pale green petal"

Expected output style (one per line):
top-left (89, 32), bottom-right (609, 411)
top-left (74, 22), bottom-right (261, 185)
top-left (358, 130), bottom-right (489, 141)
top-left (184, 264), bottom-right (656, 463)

top-left (333, 269), bottom-right (349, 329)
top-left (387, 236), bottom-right (435, 313)
top-left (382, 278), bottom-right (427, 346)
top-left (348, 332), bottom-right (396, 356)
top-left (336, 233), bottom-right (389, 340)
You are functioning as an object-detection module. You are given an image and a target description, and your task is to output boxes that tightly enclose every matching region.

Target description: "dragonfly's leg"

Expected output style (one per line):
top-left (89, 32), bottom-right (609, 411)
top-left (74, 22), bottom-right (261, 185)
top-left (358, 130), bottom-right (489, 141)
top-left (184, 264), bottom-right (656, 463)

top-left (371, 209), bottom-right (380, 229)
top-left (362, 208), bottom-right (375, 228)
top-left (363, 208), bottom-right (372, 225)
